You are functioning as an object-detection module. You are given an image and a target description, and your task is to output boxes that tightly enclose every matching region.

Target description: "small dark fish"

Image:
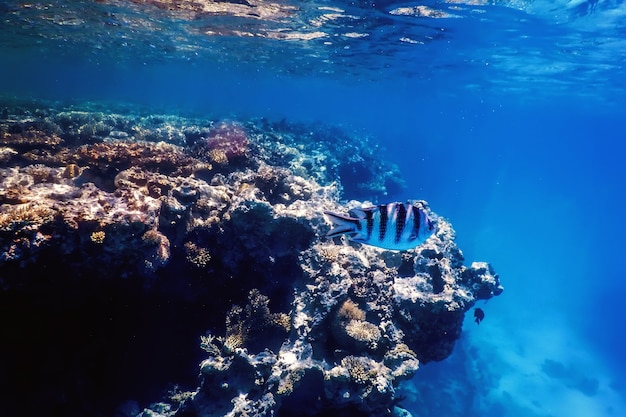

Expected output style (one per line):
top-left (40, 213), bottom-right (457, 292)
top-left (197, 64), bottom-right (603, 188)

top-left (474, 307), bottom-right (485, 325)
top-left (324, 200), bottom-right (436, 251)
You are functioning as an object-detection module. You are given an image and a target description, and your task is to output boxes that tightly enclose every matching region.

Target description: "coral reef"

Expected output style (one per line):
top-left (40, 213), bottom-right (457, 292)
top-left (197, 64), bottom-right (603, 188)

top-left (251, 120), bottom-right (407, 200)
top-left (188, 120), bottom-right (253, 173)
top-left (153, 211), bottom-right (501, 417)
top-left (0, 102), bottom-right (502, 417)
top-left (205, 121), bottom-right (250, 161)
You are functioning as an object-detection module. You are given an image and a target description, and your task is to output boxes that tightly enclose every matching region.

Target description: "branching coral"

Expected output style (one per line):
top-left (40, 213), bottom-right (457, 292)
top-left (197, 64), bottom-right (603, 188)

top-left (1, 129), bottom-right (62, 149)
top-left (199, 334), bottom-right (221, 357)
top-left (254, 165), bottom-right (291, 204)
top-left (90, 231), bottom-right (106, 244)
top-left (337, 298), bottom-right (366, 322)
top-left (183, 241), bottom-right (211, 269)
top-left (345, 320), bottom-right (381, 348)
top-left (0, 183), bottom-right (29, 205)
top-left (224, 289), bottom-right (290, 354)
top-left (207, 122), bottom-right (249, 158)
top-left (341, 356), bottom-right (378, 386)
top-left (191, 121), bottom-right (251, 169)
top-left (0, 204), bottom-right (55, 233)
top-left (206, 148), bottom-right (229, 166)
top-left (0, 147), bottom-right (17, 164)
top-left (22, 141), bottom-right (206, 178)
top-left (332, 298), bottom-right (382, 351)
top-left (24, 164), bottom-right (57, 184)
top-left (140, 230), bottom-right (171, 272)
top-left (275, 369), bottom-right (305, 396)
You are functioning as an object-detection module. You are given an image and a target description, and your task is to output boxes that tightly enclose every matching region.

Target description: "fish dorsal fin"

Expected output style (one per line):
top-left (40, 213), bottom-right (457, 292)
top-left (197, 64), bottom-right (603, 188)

top-left (349, 206), bottom-right (375, 219)
top-left (325, 211), bottom-right (359, 223)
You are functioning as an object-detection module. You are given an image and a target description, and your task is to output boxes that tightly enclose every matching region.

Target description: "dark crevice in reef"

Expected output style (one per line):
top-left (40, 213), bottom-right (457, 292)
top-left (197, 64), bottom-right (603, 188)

top-left (0, 207), bottom-right (313, 416)
top-left (0, 265), bottom-right (207, 417)
top-left (402, 309), bottom-right (466, 363)
top-left (427, 263), bottom-right (445, 294)
top-left (0, 217), bottom-right (312, 415)
top-left (198, 206), bottom-right (315, 313)
top-left (276, 369), bottom-right (326, 416)
top-left (397, 255), bottom-right (415, 278)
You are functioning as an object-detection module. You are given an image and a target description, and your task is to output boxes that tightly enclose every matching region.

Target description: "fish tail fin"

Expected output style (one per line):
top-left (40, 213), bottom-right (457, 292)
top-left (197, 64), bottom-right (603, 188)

top-left (324, 211), bottom-right (358, 238)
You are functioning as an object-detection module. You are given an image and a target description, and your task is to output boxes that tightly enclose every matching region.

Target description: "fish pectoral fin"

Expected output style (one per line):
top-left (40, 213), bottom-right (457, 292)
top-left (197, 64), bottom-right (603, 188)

top-left (326, 226), bottom-right (356, 238)
top-left (350, 236), bottom-right (367, 243)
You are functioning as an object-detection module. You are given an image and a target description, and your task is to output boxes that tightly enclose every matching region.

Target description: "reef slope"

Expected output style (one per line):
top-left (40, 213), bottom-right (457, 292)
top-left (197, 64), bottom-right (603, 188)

top-left (0, 103), bottom-right (502, 417)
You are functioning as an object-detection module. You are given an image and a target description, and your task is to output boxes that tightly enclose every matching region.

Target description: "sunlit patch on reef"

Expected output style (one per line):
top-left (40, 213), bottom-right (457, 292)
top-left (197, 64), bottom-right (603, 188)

top-left (0, 100), bottom-right (502, 417)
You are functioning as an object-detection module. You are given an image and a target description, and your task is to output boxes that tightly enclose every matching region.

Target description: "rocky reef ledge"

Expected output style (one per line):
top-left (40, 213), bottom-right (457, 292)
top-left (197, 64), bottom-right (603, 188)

top-left (0, 102), bottom-right (502, 417)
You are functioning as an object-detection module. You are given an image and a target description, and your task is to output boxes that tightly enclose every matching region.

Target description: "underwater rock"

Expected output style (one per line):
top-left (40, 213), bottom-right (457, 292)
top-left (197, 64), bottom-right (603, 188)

top-left (0, 103), bottom-right (502, 417)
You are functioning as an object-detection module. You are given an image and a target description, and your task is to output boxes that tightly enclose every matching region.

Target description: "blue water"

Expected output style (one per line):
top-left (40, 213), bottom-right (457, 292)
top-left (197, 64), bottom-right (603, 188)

top-left (2, 0), bottom-right (626, 415)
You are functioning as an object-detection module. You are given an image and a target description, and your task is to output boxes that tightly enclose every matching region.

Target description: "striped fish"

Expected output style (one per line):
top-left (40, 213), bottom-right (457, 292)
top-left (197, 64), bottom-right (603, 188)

top-left (324, 201), bottom-right (437, 251)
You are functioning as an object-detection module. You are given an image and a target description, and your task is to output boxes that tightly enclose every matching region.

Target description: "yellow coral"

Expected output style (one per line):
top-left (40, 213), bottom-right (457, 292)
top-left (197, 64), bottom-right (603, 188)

top-left (345, 320), bottom-right (381, 347)
top-left (337, 298), bottom-right (366, 321)
top-left (0, 147), bottom-right (18, 164)
top-left (387, 343), bottom-right (416, 357)
top-left (342, 356), bottom-right (373, 385)
top-left (236, 182), bottom-right (254, 195)
top-left (223, 334), bottom-right (244, 353)
top-left (184, 241), bottom-right (211, 268)
top-left (222, 289), bottom-right (290, 354)
top-left (207, 148), bottom-right (228, 166)
top-left (90, 231), bottom-right (106, 244)
top-left (25, 164), bottom-right (55, 184)
top-left (271, 312), bottom-right (292, 332)
top-left (141, 230), bottom-right (162, 246)
top-left (190, 162), bottom-right (213, 175)
top-left (0, 204), bottom-right (54, 232)
top-left (333, 298), bottom-right (382, 350)
top-left (276, 369), bottom-right (304, 396)
top-left (167, 387), bottom-right (195, 404)
top-left (318, 245), bottom-right (340, 263)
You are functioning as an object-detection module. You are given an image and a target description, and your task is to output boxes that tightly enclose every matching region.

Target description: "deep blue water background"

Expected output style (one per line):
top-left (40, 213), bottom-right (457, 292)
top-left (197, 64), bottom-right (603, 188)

top-left (2, 0), bottom-right (626, 415)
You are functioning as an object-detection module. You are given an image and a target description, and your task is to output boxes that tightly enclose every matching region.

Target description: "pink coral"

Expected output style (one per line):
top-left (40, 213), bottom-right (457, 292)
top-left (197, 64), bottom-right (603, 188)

top-left (205, 121), bottom-right (250, 162)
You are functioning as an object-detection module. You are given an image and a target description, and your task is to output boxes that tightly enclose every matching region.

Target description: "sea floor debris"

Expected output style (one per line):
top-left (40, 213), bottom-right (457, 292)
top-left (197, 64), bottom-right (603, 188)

top-left (0, 101), bottom-right (502, 417)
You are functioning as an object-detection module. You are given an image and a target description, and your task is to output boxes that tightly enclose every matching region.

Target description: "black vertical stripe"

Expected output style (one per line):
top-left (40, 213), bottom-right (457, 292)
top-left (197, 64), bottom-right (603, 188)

top-left (412, 204), bottom-right (421, 238)
top-left (378, 204), bottom-right (388, 241)
top-left (366, 210), bottom-right (374, 240)
top-left (395, 203), bottom-right (407, 244)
